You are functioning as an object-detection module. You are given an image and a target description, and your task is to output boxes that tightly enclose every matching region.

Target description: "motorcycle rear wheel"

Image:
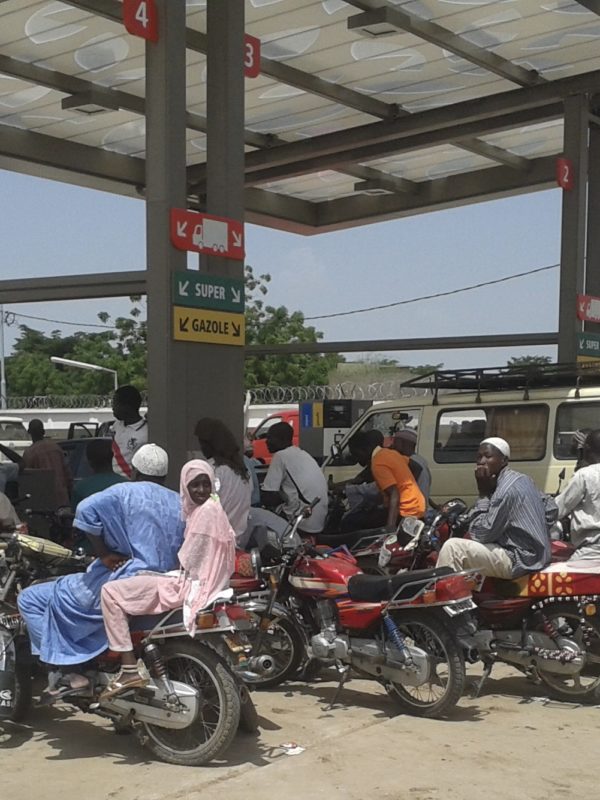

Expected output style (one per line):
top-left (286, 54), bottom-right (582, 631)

top-left (243, 614), bottom-right (304, 689)
top-left (385, 610), bottom-right (465, 719)
top-left (141, 642), bottom-right (240, 766)
top-left (536, 602), bottom-right (600, 704)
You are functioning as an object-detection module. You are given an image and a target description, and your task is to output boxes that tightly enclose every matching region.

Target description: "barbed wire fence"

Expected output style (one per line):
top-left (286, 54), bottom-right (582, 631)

top-left (6, 381), bottom-right (424, 410)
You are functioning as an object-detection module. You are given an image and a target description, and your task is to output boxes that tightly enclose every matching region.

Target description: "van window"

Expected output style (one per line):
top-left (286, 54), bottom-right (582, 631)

top-left (554, 401), bottom-right (600, 459)
top-left (334, 408), bottom-right (421, 466)
top-left (434, 405), bottom-right (548, 463)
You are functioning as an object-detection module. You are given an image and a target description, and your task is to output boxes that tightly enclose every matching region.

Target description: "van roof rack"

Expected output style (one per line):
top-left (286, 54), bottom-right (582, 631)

top-left (401, 362), bottom-right (600, 404)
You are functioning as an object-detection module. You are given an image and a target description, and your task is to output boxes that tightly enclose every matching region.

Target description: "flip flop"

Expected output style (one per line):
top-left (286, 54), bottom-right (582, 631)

top-left (38, 684), bottom-right (90, 706)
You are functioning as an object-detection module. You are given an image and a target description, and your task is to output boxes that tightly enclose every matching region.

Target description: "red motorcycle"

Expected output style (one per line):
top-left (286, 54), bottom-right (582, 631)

top-left (233, 504), bottom-right (477, 719)
top-left (378, 504), bottom-right (600, 703)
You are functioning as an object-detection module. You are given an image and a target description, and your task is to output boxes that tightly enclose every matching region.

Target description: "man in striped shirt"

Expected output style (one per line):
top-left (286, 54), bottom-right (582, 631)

top-left (437, 437), bottom-right (555, 579)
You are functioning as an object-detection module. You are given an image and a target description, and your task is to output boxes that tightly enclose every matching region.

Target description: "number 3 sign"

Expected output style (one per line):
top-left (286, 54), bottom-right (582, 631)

top-left (123, 0), bottom-right (159, 42)
top-left (556, 156), bottom-right (575, 191)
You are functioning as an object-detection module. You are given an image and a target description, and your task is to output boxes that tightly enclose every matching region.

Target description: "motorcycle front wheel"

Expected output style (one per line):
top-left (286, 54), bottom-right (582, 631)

top-left (536, 602), bottom-right (600, 704)
top-left (385, 610), bottom-right (465, 719)
top-left (141, 642), bottom-right (241, 767)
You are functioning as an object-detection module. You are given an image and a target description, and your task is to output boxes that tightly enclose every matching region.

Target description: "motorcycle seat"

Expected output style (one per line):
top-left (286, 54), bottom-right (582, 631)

top-left (317, 527), bottom-right (383, 550)
top-left (347, 566), bottom-right (454, 603)
top-left (128, 589), bottom-right (235, 632)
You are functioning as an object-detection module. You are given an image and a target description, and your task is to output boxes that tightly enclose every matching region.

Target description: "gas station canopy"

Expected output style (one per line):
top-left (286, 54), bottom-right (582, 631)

top-left (1, 0), bottom-right (600, 233)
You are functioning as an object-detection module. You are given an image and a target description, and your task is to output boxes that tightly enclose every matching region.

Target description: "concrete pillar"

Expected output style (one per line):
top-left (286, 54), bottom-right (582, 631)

top-left (145, 0), bottom-right (195, 481)
top-left (585, 98), bottom-right (600, 335)
top-left (198, 0), bottom-right (246, 441)
top-left (557, 95), bottom-right (589, 363)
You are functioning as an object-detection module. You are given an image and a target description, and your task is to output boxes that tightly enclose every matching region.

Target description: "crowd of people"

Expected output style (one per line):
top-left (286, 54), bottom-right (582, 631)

top-left (2, 382), bottom-right (600, 701)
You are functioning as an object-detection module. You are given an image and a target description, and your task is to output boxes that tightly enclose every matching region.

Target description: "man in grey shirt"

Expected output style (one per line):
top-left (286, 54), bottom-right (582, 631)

top-left (556, 429), bottom-right (600, 561)
top-left (437, 437), bottom-right (555, 579)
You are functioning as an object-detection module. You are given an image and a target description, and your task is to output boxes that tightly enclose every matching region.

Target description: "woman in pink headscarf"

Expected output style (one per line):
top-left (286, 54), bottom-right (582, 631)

top-left (100, 459), bottom-right (236, 698)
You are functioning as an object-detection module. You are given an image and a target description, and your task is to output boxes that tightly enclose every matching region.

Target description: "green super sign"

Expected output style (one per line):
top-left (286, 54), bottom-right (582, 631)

top-left (173, 271), bottom-right (245, 313)
top-left (577, 332), bottom-right (600, 358)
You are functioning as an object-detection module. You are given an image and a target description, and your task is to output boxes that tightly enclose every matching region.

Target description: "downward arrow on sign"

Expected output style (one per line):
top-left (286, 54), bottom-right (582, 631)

top-left (176, 221), bottom-right (187, 237)
top-left (178, 280), bottom-right (189, 296)
top-left (231, 287), bottom-right (241, 304)
top-left (232, 231), bottom-right (243, 249)
top-left (179, 317), bottom-right (190, 333)
top-left (232, 322), bottom-right (241, 337)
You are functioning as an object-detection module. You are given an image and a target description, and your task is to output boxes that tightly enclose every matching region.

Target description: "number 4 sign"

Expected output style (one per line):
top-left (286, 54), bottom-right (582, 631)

top-left (556, 156), bottom-right (574, 191)
top-left (123, 0), bottom-right (158, 43)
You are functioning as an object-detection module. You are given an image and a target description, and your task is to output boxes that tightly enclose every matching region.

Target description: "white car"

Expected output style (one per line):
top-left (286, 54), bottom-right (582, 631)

top-left (0, 417), bottom-right (29, 462)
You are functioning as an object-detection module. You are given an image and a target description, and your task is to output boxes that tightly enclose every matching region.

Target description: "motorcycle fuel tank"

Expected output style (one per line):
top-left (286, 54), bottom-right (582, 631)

top-left (289, 551), bottom-right (361, 598)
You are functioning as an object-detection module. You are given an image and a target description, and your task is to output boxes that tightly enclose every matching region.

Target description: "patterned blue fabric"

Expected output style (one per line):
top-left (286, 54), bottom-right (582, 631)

top-left (18, 481), bottom-right (184, 665)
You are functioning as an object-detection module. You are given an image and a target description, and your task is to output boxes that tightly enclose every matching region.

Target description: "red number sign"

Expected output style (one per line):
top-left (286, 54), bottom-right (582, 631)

top-left (556, 156), bottom-right (574, 191)
top-left (244, 34), bottom-right (261, 78)
top-left (123, 0), bottom-right (158, 43)
top-left (170, 209), bottom-right (245, 261)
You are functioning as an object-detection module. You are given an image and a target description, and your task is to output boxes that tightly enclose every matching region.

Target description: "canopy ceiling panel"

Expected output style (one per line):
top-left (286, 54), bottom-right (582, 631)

top-left (0, 0), bottom-right (598, 231)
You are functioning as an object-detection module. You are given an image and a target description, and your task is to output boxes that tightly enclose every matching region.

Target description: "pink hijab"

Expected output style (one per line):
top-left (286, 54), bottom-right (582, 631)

top-left (177, 459), bottom-right (236, 631)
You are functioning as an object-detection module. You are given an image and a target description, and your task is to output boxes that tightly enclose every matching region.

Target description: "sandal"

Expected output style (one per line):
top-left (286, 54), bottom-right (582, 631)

top-left (100, 662), bottom-right (150, 701)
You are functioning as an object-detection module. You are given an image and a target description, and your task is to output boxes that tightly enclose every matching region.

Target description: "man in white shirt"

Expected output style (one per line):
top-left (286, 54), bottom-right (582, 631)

top-left (244, 422), bottom-right (327, 545)
top-left (556, 429), bottom-right (600, 561)
top-left (111, 385), bottom-right (148, 479)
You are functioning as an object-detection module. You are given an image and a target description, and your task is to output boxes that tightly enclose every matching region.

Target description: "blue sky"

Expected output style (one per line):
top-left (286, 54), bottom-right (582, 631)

top-left (0, 168), bottom-right (560, 371)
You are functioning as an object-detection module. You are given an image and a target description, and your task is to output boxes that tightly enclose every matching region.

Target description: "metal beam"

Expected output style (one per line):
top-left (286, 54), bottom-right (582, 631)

top-left (247, 332), bottom-right (558, 356)
top-left (314, 155), bottom-right (556, 230)
top-left (0, 125), bottom-right (316, 229)
top-left (338, 164), bottom-right (417, 194)
top-left (347, 5), bottom-right (541, 88)
top-left (235, 106), bottom-right (562, 188)
top-left (575, 0), bottom-right (600, 14)
top-left (187, 64), bottom-right (600, 181)
top-left (64, 0), bottom-right (398, 121)
top-left (451, 138), bottom-right (530, 171)
top-left (0, 53), bottom-right (270, 149)
top-left (0, 272), bottom-right (146, 304)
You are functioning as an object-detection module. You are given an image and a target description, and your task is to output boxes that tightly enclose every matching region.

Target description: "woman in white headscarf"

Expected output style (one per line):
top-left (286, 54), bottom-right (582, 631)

top-left (99, 459), bottom-right (236, 698)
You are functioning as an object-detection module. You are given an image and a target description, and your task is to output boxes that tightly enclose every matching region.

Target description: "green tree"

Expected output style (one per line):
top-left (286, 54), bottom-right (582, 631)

top-left (6, 274), bottom-right (340, 397)
top-left (506, 355), bottom-right (552, 368)
top-left (244, 266), bottom-right (342, 387)
top-left (409, 363), bottom-right (444, 376)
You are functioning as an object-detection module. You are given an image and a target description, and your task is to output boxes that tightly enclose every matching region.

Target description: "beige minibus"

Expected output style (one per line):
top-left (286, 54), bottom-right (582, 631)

top-left (322, 366), bottom-right (600, 505)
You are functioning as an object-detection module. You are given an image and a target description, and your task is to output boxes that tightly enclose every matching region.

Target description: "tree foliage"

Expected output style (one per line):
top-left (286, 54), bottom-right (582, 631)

top-left (506, 355), bottom-right (552, 368)
top-left (5, 271), bottom-right (340, 396)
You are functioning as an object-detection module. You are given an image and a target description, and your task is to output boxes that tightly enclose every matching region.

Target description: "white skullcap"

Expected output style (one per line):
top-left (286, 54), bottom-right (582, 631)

top-left (131, 443), bottom-right (169, 477)
top-left (480, 437), bottom-right (510, 459)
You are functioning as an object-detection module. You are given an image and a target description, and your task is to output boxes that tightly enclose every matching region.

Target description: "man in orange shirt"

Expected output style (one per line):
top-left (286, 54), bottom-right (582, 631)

top-left (349, 430), bottom-right (426, 532)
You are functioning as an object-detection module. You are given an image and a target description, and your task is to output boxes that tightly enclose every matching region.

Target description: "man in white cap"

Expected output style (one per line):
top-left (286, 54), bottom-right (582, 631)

top-left (18, 443), bottom-right (185, 701)
top-left (437, 437), bottom-right (556, 578)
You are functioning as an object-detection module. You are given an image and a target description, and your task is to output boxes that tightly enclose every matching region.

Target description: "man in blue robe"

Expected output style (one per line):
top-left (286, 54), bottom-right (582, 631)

top-left (18, 444), bottom-right (184, 686)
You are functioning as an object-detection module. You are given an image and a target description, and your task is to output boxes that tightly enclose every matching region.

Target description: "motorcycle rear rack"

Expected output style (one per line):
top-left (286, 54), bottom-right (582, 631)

top-left (387, 569), bottom-right (479, 609)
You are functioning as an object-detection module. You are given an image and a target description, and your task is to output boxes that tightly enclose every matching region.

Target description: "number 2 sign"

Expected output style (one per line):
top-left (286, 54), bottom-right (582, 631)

top-left (123, 0), bottom-right (159, 43)
top-left (556, 156), bottom-right (574, 191)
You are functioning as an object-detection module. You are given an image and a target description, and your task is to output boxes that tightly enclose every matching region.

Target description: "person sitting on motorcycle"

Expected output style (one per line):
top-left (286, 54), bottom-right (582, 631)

top-left (244, 421), bottom-right (328, 544)
top-left (99, 459), bottom-right (236, 698)
top-left (555, 429), bottom-right (600, 562)
top-left (391, 428), bottom-right (432, 503)
top-left (348, 430), bottom-right (426, 533)
top-left (437, 437), bottom-right (556, 578)
top-left (17, 444), bottom-right (185, 700)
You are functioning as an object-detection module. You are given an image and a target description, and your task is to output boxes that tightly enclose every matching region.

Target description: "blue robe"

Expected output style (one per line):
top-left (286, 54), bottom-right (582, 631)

top-left (18, 481), bottom-right (184, 665)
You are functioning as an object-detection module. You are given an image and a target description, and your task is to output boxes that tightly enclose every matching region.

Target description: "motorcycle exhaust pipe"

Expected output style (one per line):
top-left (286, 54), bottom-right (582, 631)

top-left (244, 655), bottom-right (276, 676)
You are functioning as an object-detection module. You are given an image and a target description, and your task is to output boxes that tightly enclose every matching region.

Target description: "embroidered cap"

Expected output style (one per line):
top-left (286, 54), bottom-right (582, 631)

top-left (131, 443), bottom-right (169, 477)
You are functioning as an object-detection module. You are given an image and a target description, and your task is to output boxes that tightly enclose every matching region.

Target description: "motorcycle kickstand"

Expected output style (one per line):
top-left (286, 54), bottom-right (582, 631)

top-left (326, 662), bottom-right (350, 711)
top-left (471, 660), bottom-right (494, 698)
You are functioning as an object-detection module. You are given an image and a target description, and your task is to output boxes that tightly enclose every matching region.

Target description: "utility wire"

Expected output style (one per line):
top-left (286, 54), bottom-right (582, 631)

top-left (6, 263), bottom-right (559, 329)
top-left (304, 263), bottom-right (559, 321)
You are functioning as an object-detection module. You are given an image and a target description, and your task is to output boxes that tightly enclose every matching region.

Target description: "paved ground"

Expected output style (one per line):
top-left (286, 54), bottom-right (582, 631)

top-left (2, 666), bottom-right (598, 800)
